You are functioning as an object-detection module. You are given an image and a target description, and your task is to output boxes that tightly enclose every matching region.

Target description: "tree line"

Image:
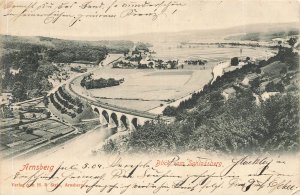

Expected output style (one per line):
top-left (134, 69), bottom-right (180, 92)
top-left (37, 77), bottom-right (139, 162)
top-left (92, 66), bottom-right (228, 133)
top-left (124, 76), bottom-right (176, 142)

top-left (80, 74), bottom-right (124, 89)
top-left (49, 87), bottom-right (84, 118)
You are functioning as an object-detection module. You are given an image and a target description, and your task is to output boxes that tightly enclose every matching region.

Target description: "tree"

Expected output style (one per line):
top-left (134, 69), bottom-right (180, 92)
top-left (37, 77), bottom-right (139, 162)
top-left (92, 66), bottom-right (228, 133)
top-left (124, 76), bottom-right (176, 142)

top-left (265, 82), bottom-right (275, 92)
top-left (249, 77), bottom-right (260, 90)
top-left (126, 120), bottom-right (182, 153)
top-left (276, 83), bottom-right (285, 93)
top-left (21, 125), bottom-right (34, 134)
top-left (39, 79), bottom-right (53, 92)
top-left (18, 50), bottom-right (40, 73)
top-left (230, 57), bottom-right (239, 66)
top-left (135, 42), bottom-right (151, 52)
top-left (77, 107), bottom-right (83, 114)
top-left (12, 82), bottom-right (27, 101)
top-left (0, 105), bottom-right (13, 118)
top-left (163, 106), bottom-right (177, 116)
top-left (265, 82), bottom-right (285, 93)
top-left (103, 139), bottom-right (118, 153)
top-left (262, 94), bottom-right (299, 152)
top-left (37, 64), bottom-right (58, 78)
top-left (209, 91), bottom-right (224, 102)
top-left (280, 67), bottom-right (288, 74)
top-left (43, 110), bottom-right (51, 118)
top-left (43, 96), bottom-right (49, 107)
top-left (287, 37), bottom-right (298, 48)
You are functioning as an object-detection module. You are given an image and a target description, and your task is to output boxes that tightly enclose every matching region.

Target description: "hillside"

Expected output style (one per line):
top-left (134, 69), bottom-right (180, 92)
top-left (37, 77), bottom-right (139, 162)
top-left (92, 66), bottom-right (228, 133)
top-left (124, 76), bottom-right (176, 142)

top-left (0, 35), bottom-right (134, 101)
top-left (103, 37), bottom-right (300, 154)
top-left (225, 29), bottom-right (299, 42)
top-left (0, 35), bottom-right (134, 53)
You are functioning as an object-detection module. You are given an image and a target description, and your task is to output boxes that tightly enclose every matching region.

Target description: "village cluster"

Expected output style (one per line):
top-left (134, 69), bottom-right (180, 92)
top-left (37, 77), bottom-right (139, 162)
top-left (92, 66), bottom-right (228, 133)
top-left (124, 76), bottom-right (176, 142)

top-left (112, 49), bottom-right (206, 69)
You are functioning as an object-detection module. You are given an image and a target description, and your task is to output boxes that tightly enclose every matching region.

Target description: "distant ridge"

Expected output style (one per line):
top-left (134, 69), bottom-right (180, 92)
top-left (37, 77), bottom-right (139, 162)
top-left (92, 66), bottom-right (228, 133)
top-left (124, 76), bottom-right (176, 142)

top-left (116, 22), bottom-right (299, 42)
top-left (1, 22), bottom-right (298, 43)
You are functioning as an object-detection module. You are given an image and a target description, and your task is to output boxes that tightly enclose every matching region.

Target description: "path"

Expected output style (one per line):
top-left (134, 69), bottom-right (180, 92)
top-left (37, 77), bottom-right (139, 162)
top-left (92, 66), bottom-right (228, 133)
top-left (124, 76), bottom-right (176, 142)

top-left (211, 61), bottom-right (231, 83)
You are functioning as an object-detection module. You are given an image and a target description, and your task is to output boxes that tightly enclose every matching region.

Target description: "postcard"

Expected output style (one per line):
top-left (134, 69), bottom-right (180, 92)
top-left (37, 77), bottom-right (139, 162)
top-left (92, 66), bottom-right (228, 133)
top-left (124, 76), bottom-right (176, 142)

top-left (0, 0), bottom-right (299, 194)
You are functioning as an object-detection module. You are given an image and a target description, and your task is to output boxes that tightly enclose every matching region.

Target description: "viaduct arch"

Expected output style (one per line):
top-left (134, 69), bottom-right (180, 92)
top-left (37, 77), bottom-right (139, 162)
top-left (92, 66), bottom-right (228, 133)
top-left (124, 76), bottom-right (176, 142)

top-left (91, 105), bottom-right (150, 132)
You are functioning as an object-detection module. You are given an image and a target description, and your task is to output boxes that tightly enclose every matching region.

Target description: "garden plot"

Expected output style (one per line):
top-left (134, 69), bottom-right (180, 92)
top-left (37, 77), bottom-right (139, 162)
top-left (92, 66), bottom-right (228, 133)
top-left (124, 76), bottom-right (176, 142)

top-left (0, 119), bottom-right (74, 158)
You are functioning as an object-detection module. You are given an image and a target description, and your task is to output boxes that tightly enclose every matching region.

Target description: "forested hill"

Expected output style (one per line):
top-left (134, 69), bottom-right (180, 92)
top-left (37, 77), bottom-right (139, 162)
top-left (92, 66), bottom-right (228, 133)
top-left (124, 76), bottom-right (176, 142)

top-left (104, 37), bottom-right (300, 154)
top-left (0, 35), bottom-right (133, 100)
top-left (0, 35), bottom-right (133, 63)
top-left (224, 27), bottom-right (299, 42)
top-left (0, 35), bottom-right (134, 49)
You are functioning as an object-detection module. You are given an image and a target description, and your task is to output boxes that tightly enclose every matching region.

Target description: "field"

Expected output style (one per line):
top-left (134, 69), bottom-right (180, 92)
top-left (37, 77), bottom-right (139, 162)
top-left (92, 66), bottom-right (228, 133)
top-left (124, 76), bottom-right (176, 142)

top-left (152, 44), bottom-right (275, 65)
top-left (0, 119), bottom-right (74, 158)
top-left (90, 69), bottom-right (212, 100)
top-left (83, 69), bottom-right (213, 111)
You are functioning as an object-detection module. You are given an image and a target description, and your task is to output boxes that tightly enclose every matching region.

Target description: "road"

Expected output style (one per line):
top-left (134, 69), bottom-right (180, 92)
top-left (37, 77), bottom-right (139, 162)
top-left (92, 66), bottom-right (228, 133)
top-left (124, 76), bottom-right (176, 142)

top-left (211, 61), bottom-right (231, 83)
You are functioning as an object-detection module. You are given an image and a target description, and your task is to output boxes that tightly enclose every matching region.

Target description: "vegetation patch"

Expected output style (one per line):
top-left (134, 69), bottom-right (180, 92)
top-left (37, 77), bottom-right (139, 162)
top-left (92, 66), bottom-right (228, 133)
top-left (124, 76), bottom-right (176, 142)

top-left (80, 74), bottom-right (124, 89)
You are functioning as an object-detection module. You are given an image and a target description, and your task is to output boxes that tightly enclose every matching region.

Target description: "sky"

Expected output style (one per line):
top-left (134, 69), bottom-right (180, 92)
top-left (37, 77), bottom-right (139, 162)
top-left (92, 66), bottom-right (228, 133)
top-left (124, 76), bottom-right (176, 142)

top-left (0, 0), bottom-right (299, 39)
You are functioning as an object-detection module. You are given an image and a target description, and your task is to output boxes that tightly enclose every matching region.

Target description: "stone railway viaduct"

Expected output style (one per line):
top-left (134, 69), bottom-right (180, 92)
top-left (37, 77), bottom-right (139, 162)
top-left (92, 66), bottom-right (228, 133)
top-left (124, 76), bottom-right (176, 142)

top-left (65, 56), bottom-right (168, 132)
top-left (68, 76), bottom-right (162, 132)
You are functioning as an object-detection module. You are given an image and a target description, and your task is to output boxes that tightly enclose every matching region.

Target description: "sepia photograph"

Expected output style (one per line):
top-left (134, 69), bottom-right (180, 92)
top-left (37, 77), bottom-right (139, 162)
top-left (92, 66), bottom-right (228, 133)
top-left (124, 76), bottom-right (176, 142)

top-left (0, 0), bottom-right (299, 194)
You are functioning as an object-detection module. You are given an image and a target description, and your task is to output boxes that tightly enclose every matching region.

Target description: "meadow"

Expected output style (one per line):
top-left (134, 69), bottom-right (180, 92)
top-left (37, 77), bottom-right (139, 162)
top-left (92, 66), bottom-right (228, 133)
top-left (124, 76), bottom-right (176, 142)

top-left (88, 69), bottom-right (212, 111)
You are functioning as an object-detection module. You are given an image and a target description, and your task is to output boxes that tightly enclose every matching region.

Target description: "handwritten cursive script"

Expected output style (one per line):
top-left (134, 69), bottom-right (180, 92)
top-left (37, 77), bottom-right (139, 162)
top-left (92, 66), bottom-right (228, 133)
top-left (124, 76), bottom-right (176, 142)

top-left (1, 0), bottom-right (187, 27)
top-left (5, 155), bottom-right (299, 194)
